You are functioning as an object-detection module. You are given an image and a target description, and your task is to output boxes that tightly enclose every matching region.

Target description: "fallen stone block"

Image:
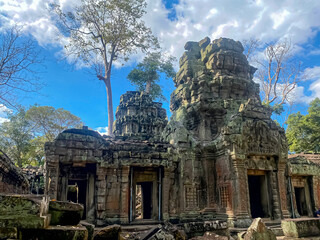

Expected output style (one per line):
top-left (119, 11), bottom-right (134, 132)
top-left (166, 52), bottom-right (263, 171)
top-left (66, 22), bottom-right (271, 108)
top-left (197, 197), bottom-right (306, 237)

top-left (281, 218), bottom-right (320, 238)
top-left (80, 221), bottom-right (95, 240)
top-left (242, 218), bottom-right (276, 240)
top-left (49, 200), bottom-right (84, 226)
top-left (93, 224), bottom-right (121, 240)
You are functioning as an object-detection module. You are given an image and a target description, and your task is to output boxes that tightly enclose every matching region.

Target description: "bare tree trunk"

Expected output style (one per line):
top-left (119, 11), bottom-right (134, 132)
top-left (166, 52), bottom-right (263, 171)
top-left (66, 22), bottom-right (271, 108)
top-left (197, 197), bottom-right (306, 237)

top-left (145, 81), bottom-right (151, 94)
top-left (104, 72), bottom-right (114, 136)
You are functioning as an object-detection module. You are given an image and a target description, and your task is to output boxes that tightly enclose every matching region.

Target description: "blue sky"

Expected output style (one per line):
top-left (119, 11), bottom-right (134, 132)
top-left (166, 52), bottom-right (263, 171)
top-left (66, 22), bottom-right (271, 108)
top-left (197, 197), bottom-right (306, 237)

top-left (0, 0), bottom-right (320, 133)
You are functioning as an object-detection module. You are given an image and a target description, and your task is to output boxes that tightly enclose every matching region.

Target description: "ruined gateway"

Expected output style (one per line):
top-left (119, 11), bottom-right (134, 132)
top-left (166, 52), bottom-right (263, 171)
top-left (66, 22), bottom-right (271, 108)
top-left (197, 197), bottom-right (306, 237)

top-left (45, 37), bottom-right (320, 228)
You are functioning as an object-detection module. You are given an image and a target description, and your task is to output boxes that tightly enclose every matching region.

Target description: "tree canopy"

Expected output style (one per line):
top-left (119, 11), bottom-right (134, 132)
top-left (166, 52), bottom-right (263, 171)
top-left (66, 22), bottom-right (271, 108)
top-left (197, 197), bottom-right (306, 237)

top-left (127, 52), bottom-right (175, 101)
top-left (51, 0), bottom-right (159, 135)
top-left (0, 105), bottom-right (83, 167)
top-left (286, 98), bottom-right (320, 153)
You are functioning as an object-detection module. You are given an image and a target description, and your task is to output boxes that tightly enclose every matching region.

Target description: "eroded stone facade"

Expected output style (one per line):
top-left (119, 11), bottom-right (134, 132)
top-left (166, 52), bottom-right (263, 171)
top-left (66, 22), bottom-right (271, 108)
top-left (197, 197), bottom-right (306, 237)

top-left (287, 154), bottom-right (320, 218)
top-left (45, 37), bottom-right (314, 228)
top-left (0, 150), bottom-right (29, 194)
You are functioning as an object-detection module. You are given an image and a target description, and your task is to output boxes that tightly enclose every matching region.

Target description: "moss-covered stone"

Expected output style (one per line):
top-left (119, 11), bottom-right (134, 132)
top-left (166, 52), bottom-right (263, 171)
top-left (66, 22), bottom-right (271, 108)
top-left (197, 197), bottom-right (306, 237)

top-left (49, 201), bottom-right (83, 226)
top-left (282, 218), bottom-right (320, 238)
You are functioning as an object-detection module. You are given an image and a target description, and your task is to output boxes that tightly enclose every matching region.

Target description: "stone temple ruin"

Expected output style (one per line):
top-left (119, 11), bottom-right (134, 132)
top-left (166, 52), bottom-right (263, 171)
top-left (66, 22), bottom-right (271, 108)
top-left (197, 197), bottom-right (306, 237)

top-left (44, 37), bottom-right (320, 232)
top-left (2, 37), bottom-right (320, 239)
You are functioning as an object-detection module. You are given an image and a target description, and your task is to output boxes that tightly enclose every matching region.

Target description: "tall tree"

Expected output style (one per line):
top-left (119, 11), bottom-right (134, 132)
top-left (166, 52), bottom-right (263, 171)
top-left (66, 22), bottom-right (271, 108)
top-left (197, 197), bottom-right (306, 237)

top-left (0, 26), bottom-right (42, 108)
top-left (0, 108), bottom-right (33, 167)
top-left (243, 38), bottom-right (303, 114)
top-left (51, 0), bottom-right (159, 135)
top-left (286, 98), bottom-right (320, 153)
top-left (127, 52), bottom-right (175, 101)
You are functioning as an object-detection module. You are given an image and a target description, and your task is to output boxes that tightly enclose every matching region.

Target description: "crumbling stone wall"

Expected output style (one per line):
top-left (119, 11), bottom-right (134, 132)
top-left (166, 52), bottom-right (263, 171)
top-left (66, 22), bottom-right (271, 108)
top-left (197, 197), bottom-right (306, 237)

top-left (288, 154), bottom-right (320, 217)
top-left (0, 150), bottom-right (29, 194)
top-left (46, 96), bottom-right (173, 225)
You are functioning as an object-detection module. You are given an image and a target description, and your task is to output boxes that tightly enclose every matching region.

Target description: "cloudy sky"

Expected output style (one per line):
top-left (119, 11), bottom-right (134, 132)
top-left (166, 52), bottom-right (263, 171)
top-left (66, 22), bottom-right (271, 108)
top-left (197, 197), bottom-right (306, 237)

top-left (0, 0), bottom-right (320, 132)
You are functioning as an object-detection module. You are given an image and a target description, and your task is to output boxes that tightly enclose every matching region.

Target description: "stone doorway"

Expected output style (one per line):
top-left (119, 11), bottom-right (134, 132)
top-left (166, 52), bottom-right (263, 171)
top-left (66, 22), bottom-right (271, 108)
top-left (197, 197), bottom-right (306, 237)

top-left (135, 182), bottom-right (153, 219)
top-left (130, 167), bottom-right (162, 222)
top-left (67, 179), bottom-right (87, 219)
top-left (247, 171), bottom-right (270, 218)
top-left (295, 187), bottom-right (308, 216)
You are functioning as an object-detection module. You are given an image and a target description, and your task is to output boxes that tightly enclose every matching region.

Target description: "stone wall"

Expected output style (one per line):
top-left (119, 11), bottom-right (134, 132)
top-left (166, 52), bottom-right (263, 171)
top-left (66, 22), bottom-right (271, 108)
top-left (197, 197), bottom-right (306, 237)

top-left (0, 150), bottom-right (29, 194)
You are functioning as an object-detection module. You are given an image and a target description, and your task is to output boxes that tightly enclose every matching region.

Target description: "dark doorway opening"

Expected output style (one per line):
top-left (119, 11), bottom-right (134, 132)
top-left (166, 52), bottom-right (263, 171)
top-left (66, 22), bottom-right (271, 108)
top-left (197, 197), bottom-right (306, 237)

top-left (67, 180), bottom-right (87, 219)
top-left (136, 182), bottom-right (153, 219)
top-left (248, 175), bottom-right (269, 218)
top-left (295, 187), bottom-right (307, 216)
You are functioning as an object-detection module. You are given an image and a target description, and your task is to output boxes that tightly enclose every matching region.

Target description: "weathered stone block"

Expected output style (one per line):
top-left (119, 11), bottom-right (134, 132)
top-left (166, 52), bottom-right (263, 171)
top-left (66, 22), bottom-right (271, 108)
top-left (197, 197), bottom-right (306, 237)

top-left (49, 200), bottom-right (83, 226)
top-left (242, 218), bottom-right (276, 240)
top-left (281, 218), bottom-right (320, 238)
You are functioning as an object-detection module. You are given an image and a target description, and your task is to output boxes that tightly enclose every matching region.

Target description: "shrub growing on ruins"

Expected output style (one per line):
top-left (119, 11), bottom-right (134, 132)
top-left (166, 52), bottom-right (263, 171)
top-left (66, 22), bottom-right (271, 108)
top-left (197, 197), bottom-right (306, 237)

top-left (127, 52), bottom-right (175, 101)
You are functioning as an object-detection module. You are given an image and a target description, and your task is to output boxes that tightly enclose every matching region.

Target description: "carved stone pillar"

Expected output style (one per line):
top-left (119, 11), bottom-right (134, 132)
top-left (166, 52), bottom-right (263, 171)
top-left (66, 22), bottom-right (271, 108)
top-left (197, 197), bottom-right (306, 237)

top-left (313, 176), bottom-right (320, 210)
top-left (45, 155), bottom-right (59, 199)
top-left (234, 160), bottom-right (249, 215)
top-left (162, 167), bottom-right (173, 220)
top-left (120, 166), bottom-right (130, 224)
top-left (277, 163), bottom-right (290, 218)
top-left (230, 157), bottom-right (251, 227)
top-left (203, 151), bottom-right (216, 210)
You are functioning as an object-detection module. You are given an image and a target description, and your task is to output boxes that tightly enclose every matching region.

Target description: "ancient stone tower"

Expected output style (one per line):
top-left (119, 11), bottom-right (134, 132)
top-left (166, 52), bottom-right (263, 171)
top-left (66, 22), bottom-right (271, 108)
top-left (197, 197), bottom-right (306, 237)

top-left (163, 37), bottom-right (289, 227)
top-left (113, 91), bottom-right (167, 140)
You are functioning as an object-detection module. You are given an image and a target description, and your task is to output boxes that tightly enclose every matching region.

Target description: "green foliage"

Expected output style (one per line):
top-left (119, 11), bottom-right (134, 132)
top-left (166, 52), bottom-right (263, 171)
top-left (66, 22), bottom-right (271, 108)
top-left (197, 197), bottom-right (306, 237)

top-left (0, 108), bottom-right (34, 167)
top-left (286, 98), bottom-right (320, 153)
top-left (26, 105), bottom-right (83, 142)
top-left (127, 52), bottom-right (176, 101)
top-left (0, 105), bottom-right (83, 167)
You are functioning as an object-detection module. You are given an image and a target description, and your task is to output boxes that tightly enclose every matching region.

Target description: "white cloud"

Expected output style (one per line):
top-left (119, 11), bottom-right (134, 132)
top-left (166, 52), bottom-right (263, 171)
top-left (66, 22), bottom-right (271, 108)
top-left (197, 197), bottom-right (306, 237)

top-left (95, 126), bottom-right (108, 136)
top-left (1, 0), bottom-right (319, 60)
top-left (1, 0), bottom-right (320, 103)
top-left (0, 105), bottom-right (12, 124)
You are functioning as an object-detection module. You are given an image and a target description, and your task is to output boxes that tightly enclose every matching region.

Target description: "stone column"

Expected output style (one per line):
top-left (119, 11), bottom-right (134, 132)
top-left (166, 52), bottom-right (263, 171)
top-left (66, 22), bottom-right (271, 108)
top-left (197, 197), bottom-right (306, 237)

top-left (87, 173), bottom-right (95, 222)
top-left (313, 176), bottom-right (320, 210)
top-left (120, 166), bottom-right (130, 224)
top-left (232, 158), bottom-right (250, 222)
top-left (204, 151), bottom-right (216, 210)
top-left (277, 163), bottom-right (290, 218)
top-left (96, 166), bottom-right (107, 225)
top-left (45, 155), bottom-right (60, 199)
top-left (162, 167), bottom-right (174, 220)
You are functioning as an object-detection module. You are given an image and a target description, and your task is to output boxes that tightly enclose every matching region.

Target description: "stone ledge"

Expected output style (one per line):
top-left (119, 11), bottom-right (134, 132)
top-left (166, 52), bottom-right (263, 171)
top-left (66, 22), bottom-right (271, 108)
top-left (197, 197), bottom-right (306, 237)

top-left (281, 218), bottom-right (320, 238)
